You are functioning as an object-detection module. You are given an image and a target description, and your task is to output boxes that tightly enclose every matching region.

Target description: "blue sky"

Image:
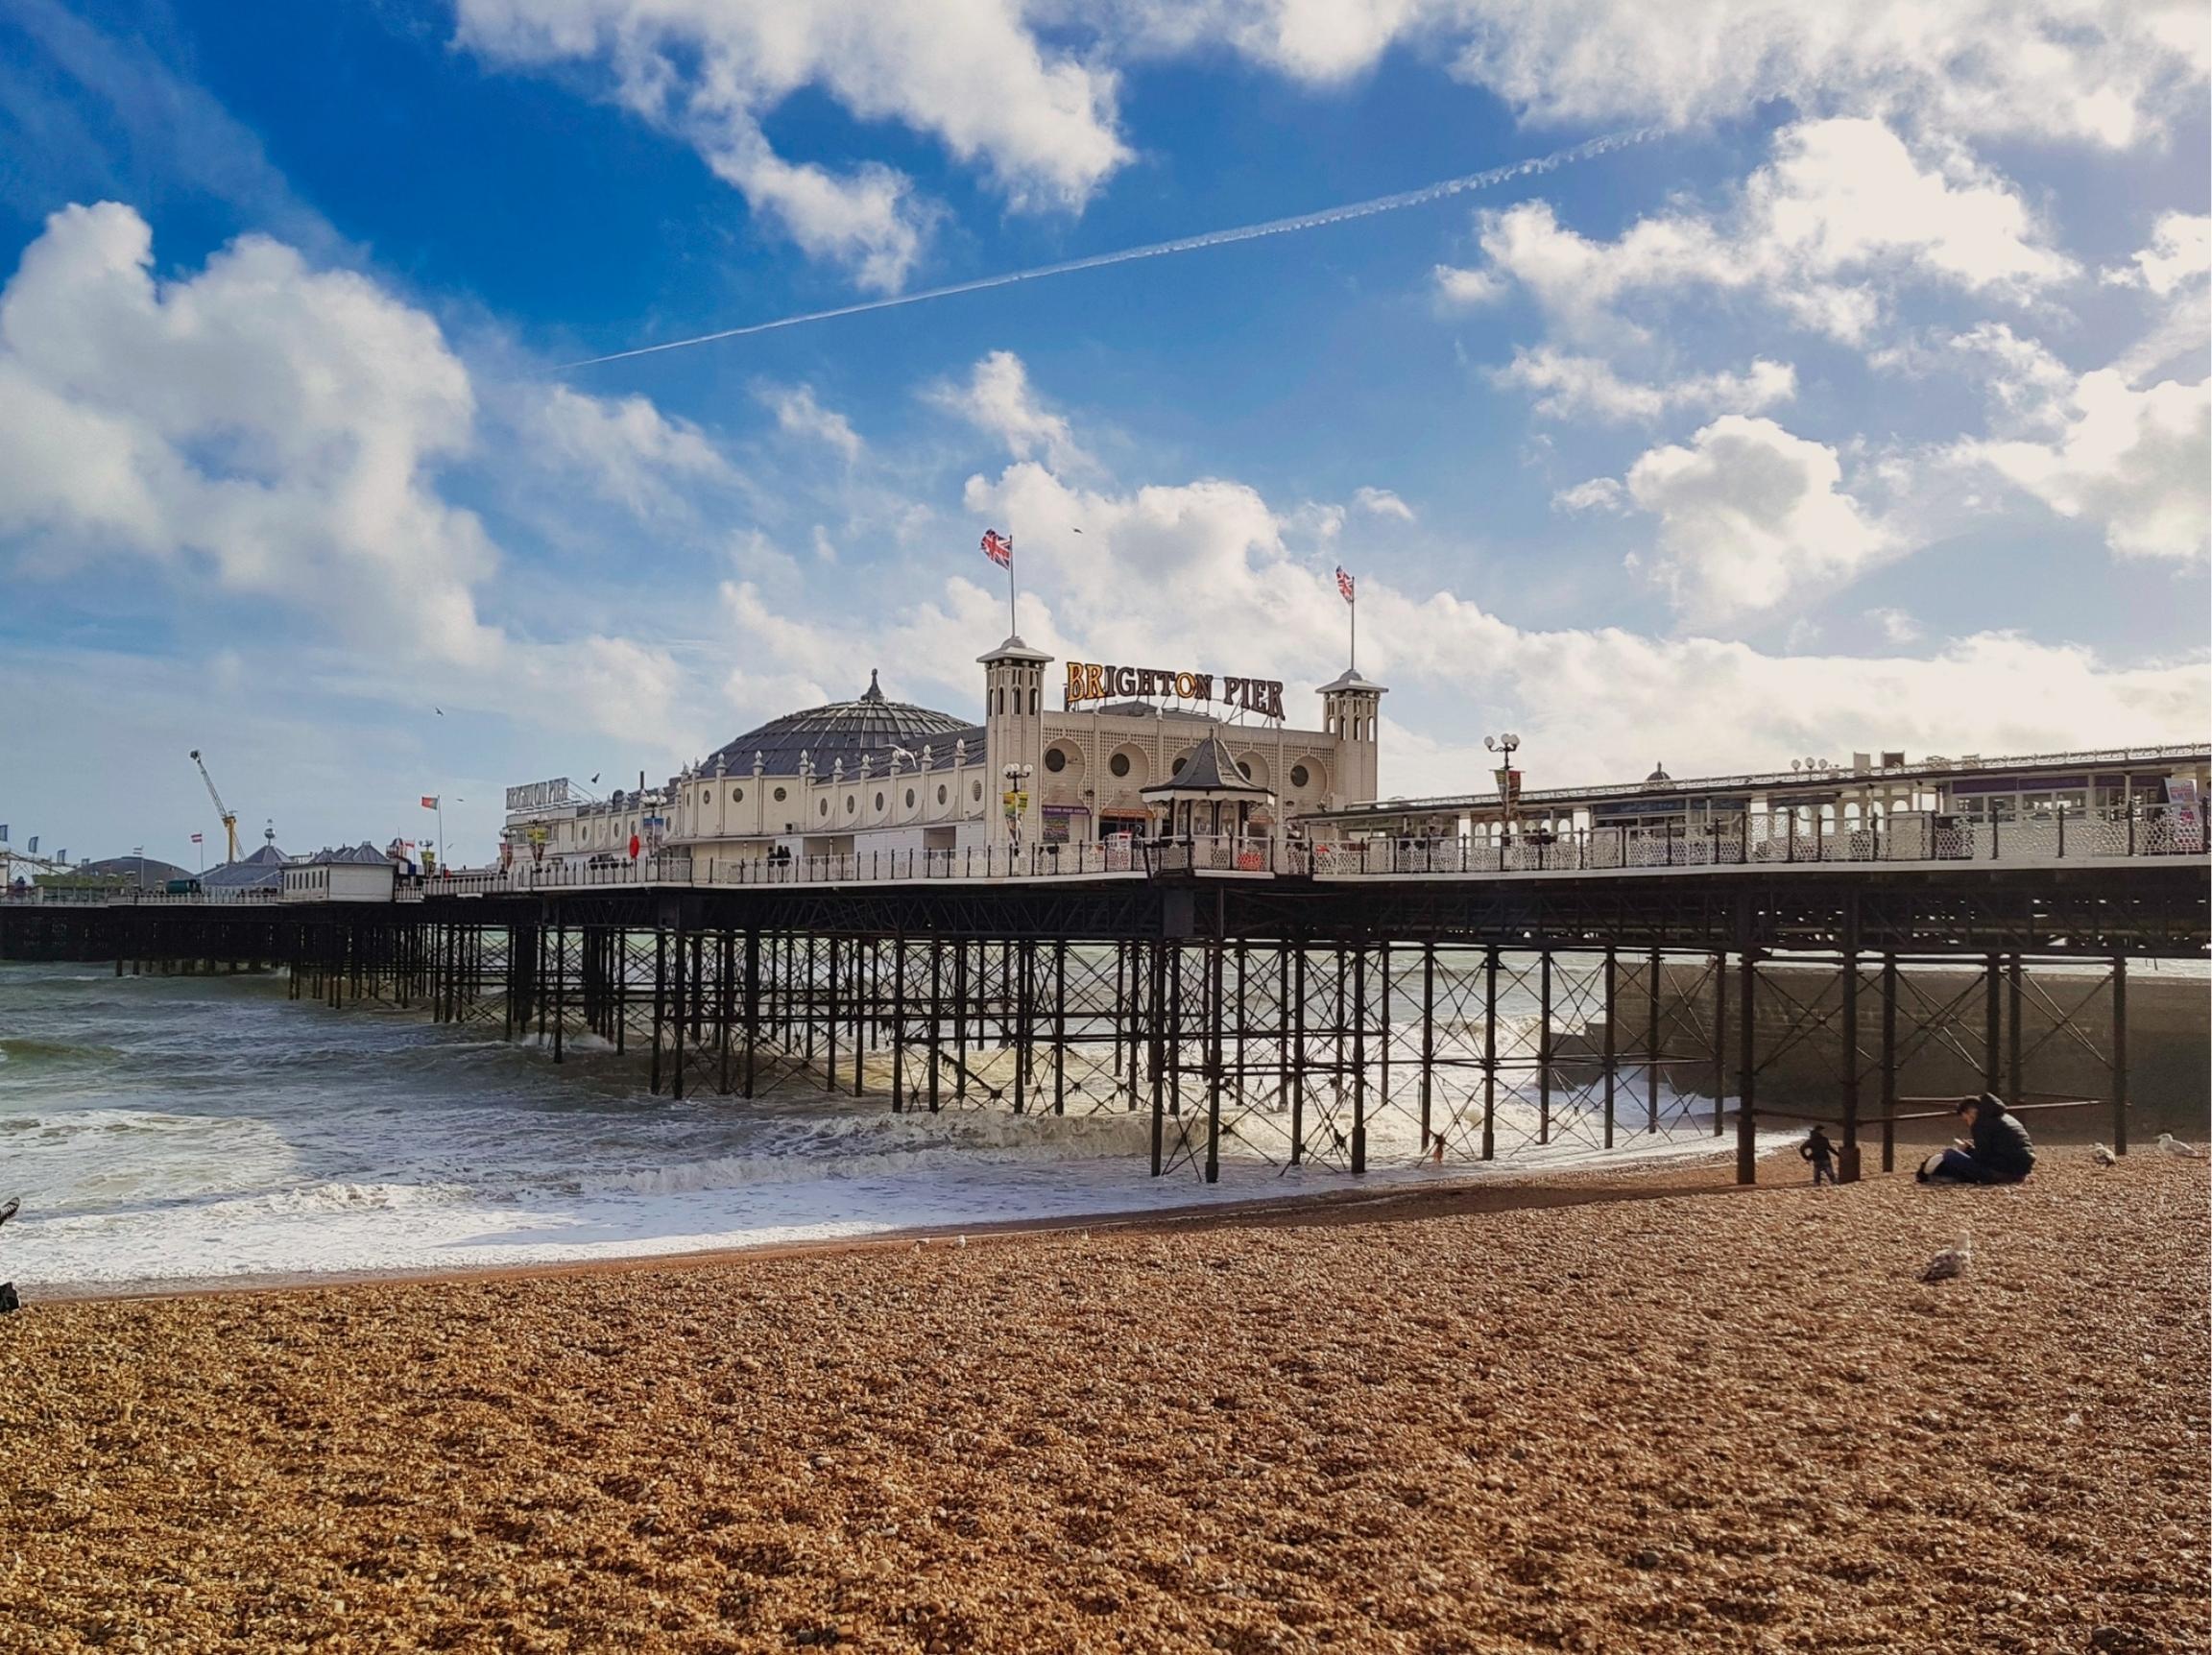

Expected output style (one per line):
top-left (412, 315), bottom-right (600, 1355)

top-left (2, 0), bottom-right (2206, 867)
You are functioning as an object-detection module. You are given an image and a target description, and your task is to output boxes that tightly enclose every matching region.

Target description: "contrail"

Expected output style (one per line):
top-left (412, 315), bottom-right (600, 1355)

top-left (556, 127), bottom-right (1660, 372)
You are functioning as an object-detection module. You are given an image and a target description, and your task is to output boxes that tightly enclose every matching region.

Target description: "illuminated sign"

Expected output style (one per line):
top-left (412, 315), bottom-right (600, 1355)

top-left (505, 778), bottom-right (574, 813)
top-left (1064, 661), bottom-right (1286, 720)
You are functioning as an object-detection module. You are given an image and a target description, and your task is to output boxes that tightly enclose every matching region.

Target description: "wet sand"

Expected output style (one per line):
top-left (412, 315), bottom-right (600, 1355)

top-left (2, 1154), bottom-right (2203, 1653)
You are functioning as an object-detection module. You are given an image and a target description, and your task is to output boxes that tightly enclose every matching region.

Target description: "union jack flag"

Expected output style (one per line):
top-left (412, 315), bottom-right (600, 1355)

top-left (981, 529), bottom-right (1013, 569)
top-left (1335, 564), bottom-right (1355, 604)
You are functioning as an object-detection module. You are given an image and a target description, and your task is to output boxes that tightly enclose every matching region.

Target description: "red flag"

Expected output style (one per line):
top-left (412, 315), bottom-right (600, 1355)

top-left (980, 529), bottom-right (1013, 569)
top-left (420, 795), bottom-right (439, 809)
top-left (190, 832), bottom-right (204, 844)
top-left (628, 833), bottom-right (641, 860)
top-left (1334, 565), bottom-right (1355, 603)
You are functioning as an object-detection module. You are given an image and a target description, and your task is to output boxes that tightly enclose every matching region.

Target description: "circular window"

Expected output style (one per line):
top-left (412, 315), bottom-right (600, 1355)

top-left (1109, 752), bottom-right (1131, 779)
top-left (1044, 748), bottom-right (1068, 773)
top-left (1172, 756), bottom-right (1187, 776)
top-left (846, 796), bottom-right (856, 814)
top-left (1289, 764), bottom-right (1310, 789)
top-left (874, 791), bottom-right (884, 810)
top-left (937, 784), bottom-right (949, 805)
top-left (1237, 760), bottom-right (1252, 779)
top-left (700, 788), bottom-right (711, 805)
top-left (773, 786), bottom-right (787, 803)
top-left (972, 781), bottom-right (982, 802)
top-left (733, 787), bottom-right (745, 803)
top-left (905, 788), bottom-right (916, 807)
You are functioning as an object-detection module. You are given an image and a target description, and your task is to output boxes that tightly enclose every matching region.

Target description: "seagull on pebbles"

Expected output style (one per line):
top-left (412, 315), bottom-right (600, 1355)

top-left (1921, 1235), bottom-right (1973, 1283)
top-left (2090, 1142), bottom-right (2118, 1166)
top-left (2157, 1133), bottom-right (2200, 1158)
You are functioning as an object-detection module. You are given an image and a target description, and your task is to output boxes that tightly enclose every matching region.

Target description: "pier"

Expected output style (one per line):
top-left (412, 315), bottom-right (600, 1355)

top-left (6, 825), bottom-right (2204, 1187)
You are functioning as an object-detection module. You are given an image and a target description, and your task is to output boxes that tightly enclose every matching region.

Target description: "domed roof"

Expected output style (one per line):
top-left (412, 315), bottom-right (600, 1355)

top-left (706, 671), bottom-right (980, 777)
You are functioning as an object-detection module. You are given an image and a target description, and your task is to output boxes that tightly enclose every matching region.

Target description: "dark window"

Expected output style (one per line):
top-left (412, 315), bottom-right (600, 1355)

top-left (937, 784), bottom-right (948, 805)
top-left (905, 788), bottom-right (916, 807)
top-left (819, 799), bottom-right (829, 816)
top-left (734, 787), bottom-right (745, 803)
top-left (874, 792), bottom-right (884, 810)
top-left (972, 780), bottom-right (982, 802)
top-left (773, 787), bottom-right (787, 803)
top-left (1029, 688), bottom-right (1038, 713)
top-left (1289, 764), bottom-right (1310, 789)
top-left (1044, 748), bottom-right (1068, 773)
top-left (1237, 760), bottom-right (1252, 779)
top-left (1110, 752), bottom-right (1131, 779)
top-left (1172, 756), bottom-right (1187, 775)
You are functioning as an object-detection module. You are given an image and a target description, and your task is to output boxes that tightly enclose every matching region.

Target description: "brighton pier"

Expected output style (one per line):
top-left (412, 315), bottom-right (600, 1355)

top-left (7, 753), bottom-right (2206, 1190)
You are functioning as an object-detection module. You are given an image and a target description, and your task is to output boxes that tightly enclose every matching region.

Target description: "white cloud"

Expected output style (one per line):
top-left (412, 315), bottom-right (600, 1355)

top-left (1551, 477), bottom-right (1627, 515)
top-left (454, 0), bottom-right (1130, 291)
top-left (1432, 263), bottom-right (1507, 306)
top-left (756, 382), bottom-right (863, 463)
top-left (528, 384), bottom-right (733, 516)
top-left (1970, 370), bottom-right (2210, 563)
top-left (1623, 415), bottom-right (1893, 619)
top-left (1128, 1), bottom-right (2205, 150)
top-left (1353, 486), bottom-right (1416, 521)
top-left (1495, 346), bottom-right (1795, 422)
top-left (1456, 118), bottom-right (2076, 348)
top-left (0, 202), bottom-right (697, 751)
top-left (926, 349), bottom-right (1094, 473)
top-left (2107, 211), bottom-right (2211, 297)
top-left (1867, 607), bottom-right (1922, 644)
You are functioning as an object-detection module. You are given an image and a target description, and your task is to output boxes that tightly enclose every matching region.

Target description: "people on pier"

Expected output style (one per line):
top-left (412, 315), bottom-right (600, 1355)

top-left (1799, 1125), bottom-right (1839, 1186)
top-left (1916, 1093), bottom-right (2036, 1185)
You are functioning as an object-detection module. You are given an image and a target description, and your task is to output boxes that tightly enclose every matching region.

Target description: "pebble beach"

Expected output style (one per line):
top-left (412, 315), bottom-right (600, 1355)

top-left (2, 1154), bottom-right (2204, 1654)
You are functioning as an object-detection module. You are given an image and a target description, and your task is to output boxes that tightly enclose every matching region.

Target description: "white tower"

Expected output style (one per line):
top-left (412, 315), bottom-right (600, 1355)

top-left (979, 634), bottom-right (1052, 845)
top-left (1318, 668), bottom-right (1386, 807)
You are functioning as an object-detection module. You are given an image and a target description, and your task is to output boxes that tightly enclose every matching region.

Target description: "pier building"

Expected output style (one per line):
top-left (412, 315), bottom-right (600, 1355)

top-left (502, 639), bottom-right (1382, 875)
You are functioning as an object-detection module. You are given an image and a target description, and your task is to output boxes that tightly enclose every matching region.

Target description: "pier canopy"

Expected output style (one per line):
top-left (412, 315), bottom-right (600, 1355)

top-left (702, 670), bottom-right (979, 777)
top-left (1142, 731), bottom-right (1275, 838)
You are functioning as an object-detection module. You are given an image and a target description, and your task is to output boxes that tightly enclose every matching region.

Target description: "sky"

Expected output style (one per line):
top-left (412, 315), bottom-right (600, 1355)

top-left (1, 0), bottom-right (2206, 868)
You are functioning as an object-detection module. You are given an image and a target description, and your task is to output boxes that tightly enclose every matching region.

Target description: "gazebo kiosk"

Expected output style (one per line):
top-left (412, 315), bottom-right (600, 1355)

top-left (1142, 732), bottom-right (1276, 850)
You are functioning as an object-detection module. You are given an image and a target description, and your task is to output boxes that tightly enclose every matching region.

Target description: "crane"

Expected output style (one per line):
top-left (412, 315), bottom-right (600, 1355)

top-left (188, 749), bottom-right (240, 863)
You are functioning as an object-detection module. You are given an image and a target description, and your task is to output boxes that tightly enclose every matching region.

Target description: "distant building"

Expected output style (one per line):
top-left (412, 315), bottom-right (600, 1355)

top-left (281, 844), bottom-right (397, 903)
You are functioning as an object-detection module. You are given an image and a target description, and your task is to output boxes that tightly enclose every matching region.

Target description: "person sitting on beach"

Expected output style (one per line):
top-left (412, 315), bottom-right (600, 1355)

top-left (1917, 1093), bottom-right (2036, 1186)
top-left (1799, 1125), bottom-right (1839, 1186)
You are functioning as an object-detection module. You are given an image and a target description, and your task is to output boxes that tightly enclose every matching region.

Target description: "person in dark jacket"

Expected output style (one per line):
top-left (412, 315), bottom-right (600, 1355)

top-left (1917, 1093), bottom-right (2036, 1184)
top-left (1799, 1125), bottom-right (1839, 1186)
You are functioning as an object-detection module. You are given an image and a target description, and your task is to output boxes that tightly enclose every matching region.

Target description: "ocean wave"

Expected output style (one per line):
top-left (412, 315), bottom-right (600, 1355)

top-left (0, 1035), bottom-right (123, 1067)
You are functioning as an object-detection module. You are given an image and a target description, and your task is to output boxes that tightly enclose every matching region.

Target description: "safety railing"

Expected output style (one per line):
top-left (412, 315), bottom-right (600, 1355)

top-left (1308, 804), bottom-right (2205, 876)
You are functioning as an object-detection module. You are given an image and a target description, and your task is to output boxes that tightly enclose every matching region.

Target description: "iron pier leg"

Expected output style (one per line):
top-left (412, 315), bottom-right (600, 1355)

top-left (1052, 940), bottom-right (1068, 1117)
top-left (1839, 948), bottom-right (1861, 1182)
top-left (1881, 955), bottom-right (1899, 1174)
top-left (1148, 940), bottom-right (1168, 1176)
top-left (649, 925), bottom-right (666, 1094)
top-left (742, 925), bottom-right (760, 1098)
top-left (1736, 949), bottom-right (1758, 1185)
top-left (1419, 942), bottom-right (1436, 1152)
top-left (1538, 948), bottom-right (1551, 1145)
top-left (1205, 940), bottom-right (1224, 1184)
top-left (891, 934), bottom-right (907, 1113)
top-left (2007, 954), bottom-right (2024, 1103)
top-left (1481, 944), bottom-right (1499, 1161)
top-left (1602, 947), bottom-right (1618, 1151)
top-left (1647, 947), bottom-right (1662, 1133)
top-left (826, 935), bottom-right (839, 1092)
top-left (927, 938), bottom-right (944, 1115)
top-left (1712, 952), bottom-right (1727, 1138)
top-left (1289, 945), bottom-right (1307, 1165)
top-left (670, 919), bottom-right (687, 1101)
top-left (2111, 955), bottom-right (2129, 1155)
top-left (1351, 945), bottom-right (1367, 1174)
top-left (1983, 952), bottom-right (2002, 1095)
top-left (552, 920), bottom-right (565, 1064)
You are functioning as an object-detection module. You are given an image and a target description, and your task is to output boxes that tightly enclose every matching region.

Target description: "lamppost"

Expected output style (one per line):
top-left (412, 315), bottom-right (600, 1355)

top-left (1001, 762), bottom-right (1033, 852)
top-left (1484, 733), bottom-right (1523, 839)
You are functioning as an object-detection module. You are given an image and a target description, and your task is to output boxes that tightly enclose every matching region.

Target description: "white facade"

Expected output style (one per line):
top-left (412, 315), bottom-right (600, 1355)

top-left (505, 636), bottom-right (1384, 872)
top-left (281, 860), bottom-right (397, 903)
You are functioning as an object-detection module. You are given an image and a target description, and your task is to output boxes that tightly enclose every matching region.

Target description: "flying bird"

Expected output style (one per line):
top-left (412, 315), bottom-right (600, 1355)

top-left (2091, 1142), bottom-right (2118, 1166)
top-left (1921, 1236), bottom-right (1973, 1283)
top-left (434, 707), bottom-right (444, 715)
top-left (2158, 1133), bottom-right (2200, 1158)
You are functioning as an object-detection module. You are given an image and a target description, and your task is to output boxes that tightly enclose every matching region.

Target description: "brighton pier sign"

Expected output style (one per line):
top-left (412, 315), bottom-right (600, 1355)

top-left (1064, 660), bottom-right (1286, 720)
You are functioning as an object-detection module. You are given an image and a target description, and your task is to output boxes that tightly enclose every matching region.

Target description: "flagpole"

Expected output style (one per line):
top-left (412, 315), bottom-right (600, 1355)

top-left (437, 800), bottom-right (445, 872)
top-left (1008, 533), bottom-right (1018, 637)
top-left (1350, 591), bottom-right (1357, 672)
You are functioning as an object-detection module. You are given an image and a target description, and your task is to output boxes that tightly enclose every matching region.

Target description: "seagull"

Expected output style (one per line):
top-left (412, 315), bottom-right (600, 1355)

top-left (2158, 1133), bottom-right (2200, 1158)
top-left (1921, 1235), bottom-right (1973, 1283)
top-left (590, 774), bottom-right (601, 784)
top-left (2091, 1142), bottom-right (2118, 1166)
top-left (953, 1235), bottom-right (968, 1250)
top-left (434, 707), bottom-right (444, 715)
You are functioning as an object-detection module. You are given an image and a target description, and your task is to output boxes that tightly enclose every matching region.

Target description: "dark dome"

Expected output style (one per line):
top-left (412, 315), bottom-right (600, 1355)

top-left (706, 670), bottom-right (980, 777)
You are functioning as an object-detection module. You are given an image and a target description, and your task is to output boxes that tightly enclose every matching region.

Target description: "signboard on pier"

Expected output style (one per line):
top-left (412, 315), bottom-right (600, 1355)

top-left (1063, 660), bottom-right (1286, 720)
top-left (505, 778), bottom-right (574, 814)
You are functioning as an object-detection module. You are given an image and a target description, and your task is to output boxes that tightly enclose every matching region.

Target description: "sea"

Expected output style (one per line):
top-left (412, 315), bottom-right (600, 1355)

top-left (0, 957), bottom-right (1756, 1295)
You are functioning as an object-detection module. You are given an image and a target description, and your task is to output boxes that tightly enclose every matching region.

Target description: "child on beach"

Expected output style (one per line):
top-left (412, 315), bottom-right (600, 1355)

top-left (1799, 1125), bottom-right (1839, 1186)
